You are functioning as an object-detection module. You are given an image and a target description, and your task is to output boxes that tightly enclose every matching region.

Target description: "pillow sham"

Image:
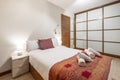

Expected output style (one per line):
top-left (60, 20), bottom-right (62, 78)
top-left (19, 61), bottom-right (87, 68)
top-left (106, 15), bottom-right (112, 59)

top-left (51, 38), bottom-right (59, 47)
top-left (38, 38), bottom-right (54, 50)
top-left (27, 40), bottom-right (39, 51)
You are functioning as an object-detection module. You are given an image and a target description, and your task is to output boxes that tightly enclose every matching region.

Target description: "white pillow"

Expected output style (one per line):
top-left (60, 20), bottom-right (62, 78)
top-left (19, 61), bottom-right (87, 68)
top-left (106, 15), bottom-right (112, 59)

top-left (27, 40), bottom-right (39, 51)
top-left (52, 38), bottom-right (59, 47)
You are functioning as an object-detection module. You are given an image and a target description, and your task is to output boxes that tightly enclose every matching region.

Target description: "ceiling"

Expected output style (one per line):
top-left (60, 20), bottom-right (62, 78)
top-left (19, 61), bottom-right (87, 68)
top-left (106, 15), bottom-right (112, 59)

top-left (48, 0), bottom-right (118, 13)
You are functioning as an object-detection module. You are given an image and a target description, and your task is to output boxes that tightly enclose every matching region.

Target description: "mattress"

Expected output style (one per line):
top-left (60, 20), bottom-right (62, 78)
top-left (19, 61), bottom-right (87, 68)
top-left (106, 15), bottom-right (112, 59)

top-left (28, 46), bottom-right (81, 80)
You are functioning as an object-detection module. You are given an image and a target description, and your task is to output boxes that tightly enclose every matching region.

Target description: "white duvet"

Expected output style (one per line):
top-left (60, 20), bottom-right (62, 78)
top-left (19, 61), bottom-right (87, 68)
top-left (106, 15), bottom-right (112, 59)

top-left (28, 46), bottom-right (81, 80)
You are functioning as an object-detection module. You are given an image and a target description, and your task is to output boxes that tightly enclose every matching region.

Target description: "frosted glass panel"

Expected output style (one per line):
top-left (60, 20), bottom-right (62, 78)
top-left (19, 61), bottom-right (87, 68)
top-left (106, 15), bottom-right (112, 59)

top-left (104, 43), bottom-right (120, 55)
top-left (70, 32), bottom-right (74, 39)
top-left (76, 32), bottom-right (86, 39)
top-left (70, 24), bottom-right (74, 31)
top-left (76, 13), bottom-right (86, 22)
top-left (76, 40), bottom-right (86, 48)
top-left (88, 20), bottom-right (102, 30)
top-left (76, 22), bottom-right (86, 30)
top-left (88, 8), bottom-right (102, 20)
top-left (88, 31), bottom-right (102, 40)
top-left (104, 3), bottom-right (120, 17)
top-left (88, 41), bottom-right (102, 52)
top-left (104, 17), bottom-right (120, 29)
top-left (70, 19), bottom-right (74, 31)
top-left (104, 30), bottom-right (120, 42)
top-left (70, 40), bottom-right (74, 48)
top-left (70, 18), bottom-right (74, 24)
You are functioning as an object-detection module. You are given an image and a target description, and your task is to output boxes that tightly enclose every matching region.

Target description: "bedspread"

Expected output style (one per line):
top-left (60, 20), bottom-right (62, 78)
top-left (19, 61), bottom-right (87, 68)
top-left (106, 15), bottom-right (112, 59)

top-left (49, 55), bottom-right (112, 80)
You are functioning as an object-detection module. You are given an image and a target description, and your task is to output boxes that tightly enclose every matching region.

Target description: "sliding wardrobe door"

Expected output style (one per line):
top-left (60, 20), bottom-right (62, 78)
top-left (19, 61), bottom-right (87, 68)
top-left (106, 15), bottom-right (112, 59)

top-left (104, 3), bottom-right (120, 55)
top-left (88, 8), bottom-right (103, 52)
top-left (75, 12), bottom-right (87, 49)
top-left (70, 18), bottom-right (74, 48)
top-left (75, 1), bottom-right (120, 56)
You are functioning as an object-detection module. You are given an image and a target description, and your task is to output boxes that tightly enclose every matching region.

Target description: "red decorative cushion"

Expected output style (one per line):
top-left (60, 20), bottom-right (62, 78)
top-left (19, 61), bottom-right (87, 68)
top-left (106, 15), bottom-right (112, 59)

top-left (38, 38), bottom-right (54, 50)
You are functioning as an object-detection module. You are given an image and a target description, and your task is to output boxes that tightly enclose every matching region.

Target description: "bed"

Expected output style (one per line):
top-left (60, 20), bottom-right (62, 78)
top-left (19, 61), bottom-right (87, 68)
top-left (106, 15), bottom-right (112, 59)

top-left (28, 46), bottom-right (112, 80)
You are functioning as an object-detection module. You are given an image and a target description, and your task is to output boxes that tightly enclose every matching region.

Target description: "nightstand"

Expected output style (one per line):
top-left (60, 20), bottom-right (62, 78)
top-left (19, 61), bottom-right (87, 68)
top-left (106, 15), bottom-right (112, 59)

top-left (11, 51), bottom-right (29, 78)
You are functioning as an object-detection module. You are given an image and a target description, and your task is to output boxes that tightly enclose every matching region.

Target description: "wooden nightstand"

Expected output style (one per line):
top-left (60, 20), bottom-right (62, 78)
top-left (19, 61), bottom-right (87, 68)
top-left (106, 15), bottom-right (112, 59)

top-left (11, 51), bottom-right (29, 78)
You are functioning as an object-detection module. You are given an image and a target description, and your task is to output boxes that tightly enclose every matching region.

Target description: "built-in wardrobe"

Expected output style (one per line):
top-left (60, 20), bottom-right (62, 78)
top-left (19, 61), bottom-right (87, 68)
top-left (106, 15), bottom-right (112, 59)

top-left (70, 1), bottom-right (120, 56)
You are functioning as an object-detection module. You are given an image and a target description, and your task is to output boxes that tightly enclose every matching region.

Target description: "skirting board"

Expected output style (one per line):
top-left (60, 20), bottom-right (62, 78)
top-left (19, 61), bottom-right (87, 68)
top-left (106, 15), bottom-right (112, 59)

top-left (29, 64), bottom-right (44, 80)
top-left (102, 53), bottom-right (120, 58)
top-left (0, 70), bottom-right (11, 77)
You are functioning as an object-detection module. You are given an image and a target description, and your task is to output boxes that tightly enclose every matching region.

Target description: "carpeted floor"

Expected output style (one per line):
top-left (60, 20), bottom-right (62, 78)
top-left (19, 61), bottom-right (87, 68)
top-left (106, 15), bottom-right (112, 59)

top-left (0, 73), bottom-right (34, 80)
top-left (0, 58), bottom-right (120, 80)
top-left (109, 58), bottom-right (120, 80)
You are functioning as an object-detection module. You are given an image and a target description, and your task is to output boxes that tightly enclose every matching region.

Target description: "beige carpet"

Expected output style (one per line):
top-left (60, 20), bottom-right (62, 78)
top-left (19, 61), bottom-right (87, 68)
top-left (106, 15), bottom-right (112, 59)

top-left (0, 58), bottom-right (120, 80)
top-left (109, 58), bottom-right (120, 80)
top-left (0, 73), bottom-right (34, 80)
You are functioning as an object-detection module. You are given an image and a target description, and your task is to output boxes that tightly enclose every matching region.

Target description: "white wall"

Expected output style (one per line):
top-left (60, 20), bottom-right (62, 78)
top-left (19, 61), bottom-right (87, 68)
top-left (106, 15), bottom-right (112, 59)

top-left (0, 0), bottom-right (64, 73)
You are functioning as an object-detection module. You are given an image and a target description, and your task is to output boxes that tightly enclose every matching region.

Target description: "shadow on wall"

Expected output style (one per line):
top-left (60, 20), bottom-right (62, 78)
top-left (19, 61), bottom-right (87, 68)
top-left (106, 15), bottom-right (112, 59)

top-left (0, 58), bottom-right (12, 73)
top-left (0, 38), bottom-right (16, 73)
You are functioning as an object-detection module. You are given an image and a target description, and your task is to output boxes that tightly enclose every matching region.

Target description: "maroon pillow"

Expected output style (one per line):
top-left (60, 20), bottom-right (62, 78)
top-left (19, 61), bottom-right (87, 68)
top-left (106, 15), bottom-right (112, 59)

top-left (38, 38), bottom-right (54, 50)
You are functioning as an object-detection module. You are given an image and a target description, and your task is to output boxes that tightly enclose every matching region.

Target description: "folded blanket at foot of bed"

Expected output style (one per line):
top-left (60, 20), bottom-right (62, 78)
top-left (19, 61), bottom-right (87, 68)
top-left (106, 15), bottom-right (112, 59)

top-left (49, 55), bottom-right (112, 80)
